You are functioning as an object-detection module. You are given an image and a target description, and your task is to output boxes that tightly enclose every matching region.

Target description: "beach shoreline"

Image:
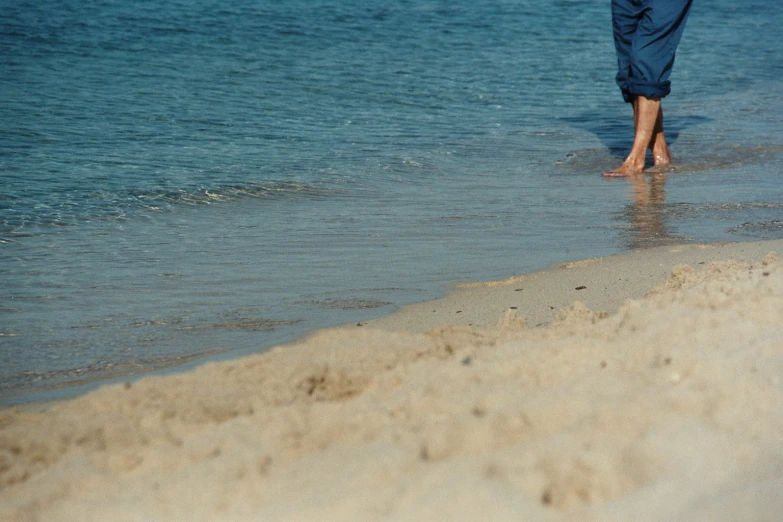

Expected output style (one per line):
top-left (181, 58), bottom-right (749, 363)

top-left (3, 239), bottom-right (783, 521)
top-left (362, 239), bottom-right (783, 332)
top-left (6, 239), bottom-right (782, 411)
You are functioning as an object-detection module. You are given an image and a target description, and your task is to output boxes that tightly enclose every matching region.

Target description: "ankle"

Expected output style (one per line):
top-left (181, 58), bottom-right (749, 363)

top-left (624, 153), bottom-right (645, 171)
top-left (651, 146), bottom-right (671, 165)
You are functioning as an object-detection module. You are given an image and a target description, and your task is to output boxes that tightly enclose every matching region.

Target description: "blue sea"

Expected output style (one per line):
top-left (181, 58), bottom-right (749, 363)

top-left (2, 0), bottom-right (782, 405)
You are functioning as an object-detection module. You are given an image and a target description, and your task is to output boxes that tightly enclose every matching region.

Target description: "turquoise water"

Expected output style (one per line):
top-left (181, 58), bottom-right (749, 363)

top-left (2, 0), bottom-right (782, 405)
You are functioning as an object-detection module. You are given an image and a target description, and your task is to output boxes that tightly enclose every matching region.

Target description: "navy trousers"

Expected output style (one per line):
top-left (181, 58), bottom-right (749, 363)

top-left (612, 0), bottom-right (693, 102)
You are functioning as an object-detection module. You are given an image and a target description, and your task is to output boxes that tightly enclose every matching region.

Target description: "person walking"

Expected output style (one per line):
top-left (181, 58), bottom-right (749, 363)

top-left (604, 0), bottom-right (693, 177)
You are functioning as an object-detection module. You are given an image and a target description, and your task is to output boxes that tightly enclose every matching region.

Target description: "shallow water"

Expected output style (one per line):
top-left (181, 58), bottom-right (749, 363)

top-left (2, 0), bottom-right (782, 405)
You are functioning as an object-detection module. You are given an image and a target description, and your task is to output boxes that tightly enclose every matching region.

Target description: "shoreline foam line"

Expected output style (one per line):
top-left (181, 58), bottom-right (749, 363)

top-left (2, 239), bottom-right (783, 521)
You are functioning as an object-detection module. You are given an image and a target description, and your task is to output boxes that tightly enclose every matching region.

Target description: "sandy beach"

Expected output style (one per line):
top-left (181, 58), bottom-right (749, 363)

top-left (2, 239), bottom-right (783, 521)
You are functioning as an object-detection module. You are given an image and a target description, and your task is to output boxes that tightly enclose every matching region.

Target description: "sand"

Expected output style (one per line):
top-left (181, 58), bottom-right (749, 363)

top-left (2, 240), bottom-right (783, 521)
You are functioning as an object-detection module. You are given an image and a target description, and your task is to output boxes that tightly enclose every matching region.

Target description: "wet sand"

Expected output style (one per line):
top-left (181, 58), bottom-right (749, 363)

top-left (2, 240), bottom-right (783, 521)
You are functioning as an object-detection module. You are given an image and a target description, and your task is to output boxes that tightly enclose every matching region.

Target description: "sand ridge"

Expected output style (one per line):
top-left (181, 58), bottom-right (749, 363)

top-left (2, 241), bottom-right (783, 521)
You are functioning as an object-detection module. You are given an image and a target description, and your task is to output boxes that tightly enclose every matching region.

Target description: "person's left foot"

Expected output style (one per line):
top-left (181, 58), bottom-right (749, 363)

top-left (651, 142), bottom-right (672, 168)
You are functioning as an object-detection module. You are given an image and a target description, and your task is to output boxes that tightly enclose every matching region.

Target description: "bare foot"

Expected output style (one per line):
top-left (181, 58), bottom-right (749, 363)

top-left (604, 96), bottom-right (667, 178)
top-left (647, 147), bottom-right (674, 173)
top-left (603, 160), bottom-right (645, 177)
top-left (647, 162), bottom-right (677, 174)
top-left (652, 146), bottom-right (672, 168)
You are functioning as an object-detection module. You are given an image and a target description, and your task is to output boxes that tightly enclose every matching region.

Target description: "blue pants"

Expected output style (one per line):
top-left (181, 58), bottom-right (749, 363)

top-left (612, 0), bottom-right (693, 102)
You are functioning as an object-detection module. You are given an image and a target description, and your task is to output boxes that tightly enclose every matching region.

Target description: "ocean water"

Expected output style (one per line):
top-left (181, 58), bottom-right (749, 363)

top-left (2, 0), bottom-right (782, 405)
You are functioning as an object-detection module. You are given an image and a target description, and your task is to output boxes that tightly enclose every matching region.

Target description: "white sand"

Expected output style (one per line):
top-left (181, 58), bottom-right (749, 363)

top-left (2, 240), bottom-right (783, 521)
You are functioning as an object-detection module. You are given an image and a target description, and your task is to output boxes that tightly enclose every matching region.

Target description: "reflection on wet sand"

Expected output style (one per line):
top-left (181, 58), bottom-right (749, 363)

top-left (620, 173), bottom-right (685, 249)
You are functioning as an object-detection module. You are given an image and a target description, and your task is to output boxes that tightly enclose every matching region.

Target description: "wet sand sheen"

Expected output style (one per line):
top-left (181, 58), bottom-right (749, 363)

top-left (2, 239), bottom-right (783, 521)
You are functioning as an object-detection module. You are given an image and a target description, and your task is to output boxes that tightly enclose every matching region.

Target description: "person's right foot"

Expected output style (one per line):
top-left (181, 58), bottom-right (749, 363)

top-left (603, 158), bottom-right (645, 177)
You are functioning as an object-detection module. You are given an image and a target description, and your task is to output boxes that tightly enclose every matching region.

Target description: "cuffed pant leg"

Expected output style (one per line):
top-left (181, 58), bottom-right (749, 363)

top-left (612, 0), bottom-right (692, 102)
top-left (611, 0), bottom-right (641, 102)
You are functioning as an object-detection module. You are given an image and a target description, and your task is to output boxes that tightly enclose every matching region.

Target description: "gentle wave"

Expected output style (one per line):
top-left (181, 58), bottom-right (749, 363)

top-left (131, 180), bottom-right (340, 206)
top-left (0, 180), bottom-right (341, 236)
